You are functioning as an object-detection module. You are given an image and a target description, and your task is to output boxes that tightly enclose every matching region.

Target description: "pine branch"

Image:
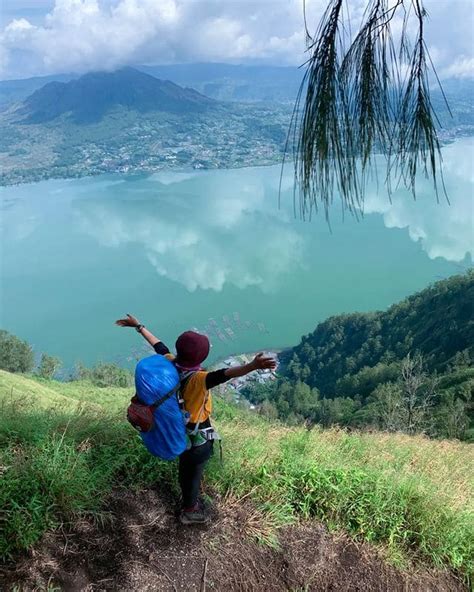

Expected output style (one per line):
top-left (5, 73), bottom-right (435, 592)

top-left (288, 0), bottom-right (449, 219)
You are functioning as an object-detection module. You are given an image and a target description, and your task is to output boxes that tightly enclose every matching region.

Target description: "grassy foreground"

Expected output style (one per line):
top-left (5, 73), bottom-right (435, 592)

top-left (0, 370), bottom-right (473, 582)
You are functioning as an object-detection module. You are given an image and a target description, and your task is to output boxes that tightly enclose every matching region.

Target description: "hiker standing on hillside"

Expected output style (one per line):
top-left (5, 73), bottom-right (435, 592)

top-left (116, 314), bottom-right (277, 524)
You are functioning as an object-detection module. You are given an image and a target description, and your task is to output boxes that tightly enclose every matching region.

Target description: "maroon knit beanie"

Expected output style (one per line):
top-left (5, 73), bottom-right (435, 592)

top-left (175, 331), bottom-right (210, 368)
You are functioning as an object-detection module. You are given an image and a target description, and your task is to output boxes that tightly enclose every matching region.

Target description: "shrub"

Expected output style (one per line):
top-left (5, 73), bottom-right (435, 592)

top-left (0, 330), bottom-right (34, 373)
top-left (36, 353), bottom-right (62, 380)
top-left (90, 363), bottom-right (134, 387)
top-left (70, 362), bottom-right (133, 388)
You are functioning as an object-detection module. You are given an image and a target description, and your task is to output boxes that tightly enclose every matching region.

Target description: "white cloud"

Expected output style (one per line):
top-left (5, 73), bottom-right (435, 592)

top-left (0, 0), bottom-right (316, 79)
top-left (2, 0), bottom-right (470, 80)
top-left (440, 56), bottom-right (474, 80)
top-left (5, 18), bottom-right (36, 33)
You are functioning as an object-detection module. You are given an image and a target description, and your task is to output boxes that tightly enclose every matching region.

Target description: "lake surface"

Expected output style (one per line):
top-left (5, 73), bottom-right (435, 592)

top-left (1, 138), bottom-right (472, 370)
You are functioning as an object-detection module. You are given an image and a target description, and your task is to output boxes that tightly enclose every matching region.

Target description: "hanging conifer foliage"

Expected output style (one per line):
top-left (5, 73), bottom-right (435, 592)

top-left (288, 0), bottom-right (449, 219)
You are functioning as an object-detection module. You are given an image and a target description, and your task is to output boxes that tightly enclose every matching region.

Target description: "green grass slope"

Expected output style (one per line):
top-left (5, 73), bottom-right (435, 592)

top-left (1, 372), bottom-right (473, 581)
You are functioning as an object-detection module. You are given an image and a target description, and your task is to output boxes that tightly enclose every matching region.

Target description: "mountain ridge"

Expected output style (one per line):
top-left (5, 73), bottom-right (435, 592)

top-left (282, 272), bottom-right (474, 395)
top-left (17, 67), bottom-right (216, 124)
top-left (0, 67), bottom-right (290, 185)
top-left (2, 63), bottom-right (473, 109)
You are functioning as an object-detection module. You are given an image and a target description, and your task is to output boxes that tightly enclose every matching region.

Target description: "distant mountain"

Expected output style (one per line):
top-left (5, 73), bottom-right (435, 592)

top-left (430, 78), bottom-right (474, 128)
top-left (0, 63), bottom-right (303, 110)
top-left (0, 66), bottom-right (291, 186)
top-left (2, 62), bottom-right (473, 114)
top-left (137, 63), bottom-right (304, 103)
top-left (16, 67), bottom-right (215, 124)
top-left (1, 63), bottom-right (472, 185)
top-left (0, 73), bottom-right (77, 110)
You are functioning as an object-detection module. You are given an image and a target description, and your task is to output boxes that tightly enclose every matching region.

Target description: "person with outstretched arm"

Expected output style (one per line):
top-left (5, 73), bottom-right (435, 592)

top-left (116, 314), bottom-right (277, 525)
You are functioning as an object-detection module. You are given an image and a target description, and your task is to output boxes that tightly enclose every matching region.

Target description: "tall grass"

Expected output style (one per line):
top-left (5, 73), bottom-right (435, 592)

top-left (0, 399), bottom-right (176, 558)
top-left (208, 413), bottom-right (473, 575)
top-left (1, 373), bottom-right (473, 582)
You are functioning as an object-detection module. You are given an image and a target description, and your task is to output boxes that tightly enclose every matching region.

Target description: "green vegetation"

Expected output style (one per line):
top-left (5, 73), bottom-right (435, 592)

top-left (1, 370), bottom-right (473, 583)
top-left (291, 1), bottom-right (473, 215)
top-left (0, 330), bottom-right (133, 386)
top-left (1, 275), bottom-right (472, 579)
top-left (246, 274), bottom-right (473, 440)
top-left (72, 361), bottom-right (134, 388)
top-left (36, 353), bottom-right (61, 380)
top-left (285, 273), bottom-right (473, 391)
top-left (0, 330), bottom-right (34, 373)
top-left (0, 103), bottom-right (290, 186)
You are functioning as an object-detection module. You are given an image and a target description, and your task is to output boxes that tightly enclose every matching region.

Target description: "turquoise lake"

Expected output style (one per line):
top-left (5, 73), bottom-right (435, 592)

top-left (1, 138), bottom-right (472, 370)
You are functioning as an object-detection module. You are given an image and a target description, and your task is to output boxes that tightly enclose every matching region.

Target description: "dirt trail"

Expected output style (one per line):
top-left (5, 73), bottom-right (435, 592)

top-left (1, 487), bottom-right (466, 592)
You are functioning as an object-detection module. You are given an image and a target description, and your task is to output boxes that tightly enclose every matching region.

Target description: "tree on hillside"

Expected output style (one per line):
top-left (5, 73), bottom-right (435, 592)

top-left (36, 353), bottom-right (62, 380)
top-left (436, 390), bottom-right (471, 440)
top-left (79, 362), bottom-right (134, 388)
top-left (290, 0), bottom-right (448, 218)
top-left (0, 330), bottom-right (34, 374)
top-left (371, 382), bottom-right (405, 432)
top-left (400, 353), bottom-right (438, 433)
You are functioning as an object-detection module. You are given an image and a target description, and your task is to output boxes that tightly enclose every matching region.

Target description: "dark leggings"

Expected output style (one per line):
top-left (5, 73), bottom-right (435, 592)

top-left (178, 440), bottom-right (213, 508)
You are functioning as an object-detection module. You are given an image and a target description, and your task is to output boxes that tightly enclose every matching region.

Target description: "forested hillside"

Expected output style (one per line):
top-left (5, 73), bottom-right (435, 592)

top-left (245, 273), bottom-right (473, 440)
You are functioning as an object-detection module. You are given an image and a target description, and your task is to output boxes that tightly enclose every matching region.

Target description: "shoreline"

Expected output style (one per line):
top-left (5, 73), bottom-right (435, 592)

top-left (2, 133), bottom-right (471, 190)
top-left (0, 157), bottom-right (290, 190)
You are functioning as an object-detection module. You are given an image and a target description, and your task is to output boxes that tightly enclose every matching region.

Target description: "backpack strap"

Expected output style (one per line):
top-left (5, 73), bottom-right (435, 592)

top-left (187, 427), bottom-right (223, 462)
top-left (177, 369), bottom-right (209, 436)
top-left (177, 370), bottom-right (196, 404)
top-left (149, 383), bottom-right (180, 409)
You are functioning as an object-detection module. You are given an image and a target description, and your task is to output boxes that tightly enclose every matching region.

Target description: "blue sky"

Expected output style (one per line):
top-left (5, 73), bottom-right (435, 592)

top-left (1, 0), bottom-right (473, 80)
top-left (1, 1), bottom-right (54, 27)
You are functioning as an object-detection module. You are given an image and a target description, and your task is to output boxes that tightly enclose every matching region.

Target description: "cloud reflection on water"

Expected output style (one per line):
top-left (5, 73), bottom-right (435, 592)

top-left (74, 138), bottom-right (473, 292)
top-left (74, 170), bottom-right (304, 292)
top-left (364, 138), bottom-right (473, 262)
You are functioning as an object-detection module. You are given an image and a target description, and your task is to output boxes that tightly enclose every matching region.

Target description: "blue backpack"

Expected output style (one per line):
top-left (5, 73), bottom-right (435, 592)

top-left (132, 354), bottom-right (187, 461)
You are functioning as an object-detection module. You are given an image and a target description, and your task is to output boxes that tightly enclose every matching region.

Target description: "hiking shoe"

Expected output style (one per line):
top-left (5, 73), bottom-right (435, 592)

top-left (199, 494), bottom-right (214, 511)
top-left (179, 503), bottom-right (209, 525)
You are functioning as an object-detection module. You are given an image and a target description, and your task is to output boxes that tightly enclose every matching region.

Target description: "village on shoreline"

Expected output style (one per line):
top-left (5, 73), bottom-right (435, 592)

top-left (211, 351), bottom-right (280, 409)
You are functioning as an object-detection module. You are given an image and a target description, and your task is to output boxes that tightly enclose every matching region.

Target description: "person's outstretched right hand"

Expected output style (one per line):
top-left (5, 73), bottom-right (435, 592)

top-left (251, 352), bottom-right (277, 371)
top-left (115, 313), bottom-right (140, 328)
